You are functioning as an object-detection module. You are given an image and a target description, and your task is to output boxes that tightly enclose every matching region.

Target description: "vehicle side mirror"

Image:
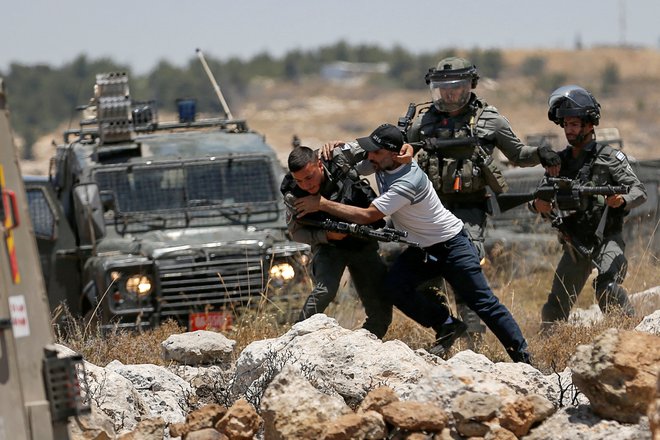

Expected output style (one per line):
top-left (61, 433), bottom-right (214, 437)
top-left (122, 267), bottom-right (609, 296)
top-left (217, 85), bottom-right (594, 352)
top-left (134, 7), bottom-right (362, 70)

top-left (73, 183), bottom-right (106, 245)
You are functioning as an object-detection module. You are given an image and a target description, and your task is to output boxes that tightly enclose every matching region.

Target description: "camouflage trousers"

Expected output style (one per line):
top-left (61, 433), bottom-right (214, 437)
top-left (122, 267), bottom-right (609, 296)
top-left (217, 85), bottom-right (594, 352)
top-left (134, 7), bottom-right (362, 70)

top-left (541, 233), bottom-right (634, 328)
top-left (298, 241), bottom-right (392, 338)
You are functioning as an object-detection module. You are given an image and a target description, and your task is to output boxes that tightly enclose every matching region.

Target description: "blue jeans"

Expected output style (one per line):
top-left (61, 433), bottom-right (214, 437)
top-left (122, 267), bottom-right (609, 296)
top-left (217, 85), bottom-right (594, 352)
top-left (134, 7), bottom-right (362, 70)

top-left (385, 230), bottom-right (528, 356)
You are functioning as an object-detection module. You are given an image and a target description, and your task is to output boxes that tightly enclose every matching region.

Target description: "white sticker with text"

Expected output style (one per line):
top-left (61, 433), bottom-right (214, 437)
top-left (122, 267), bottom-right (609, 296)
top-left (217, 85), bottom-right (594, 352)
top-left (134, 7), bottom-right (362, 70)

top-left (8, 295), bottom-right (30, 338)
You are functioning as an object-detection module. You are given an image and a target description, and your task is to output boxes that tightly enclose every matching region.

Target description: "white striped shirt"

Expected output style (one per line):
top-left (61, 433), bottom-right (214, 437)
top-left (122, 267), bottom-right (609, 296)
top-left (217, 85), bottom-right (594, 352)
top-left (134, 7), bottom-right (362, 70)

top-left (371, 161), bottom-right (463, 248)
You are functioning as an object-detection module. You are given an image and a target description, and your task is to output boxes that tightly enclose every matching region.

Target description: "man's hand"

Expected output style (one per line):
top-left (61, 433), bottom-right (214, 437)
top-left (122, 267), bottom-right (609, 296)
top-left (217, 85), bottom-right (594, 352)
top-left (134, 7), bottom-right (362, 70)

top-left (320, 141), bottom-right (345, 161)
top-left (294, 194), bottom-right (322, 217)
top-left (538, 146), bottom-right (561, 176)
top-left (533, 198), bottom-right (553, 214)
top-left (606, 194), bottom-right (626, 208)
top-left (396, 143), bottom-right (414, 164)
top-left (326, 231), bottom-right (347, 241)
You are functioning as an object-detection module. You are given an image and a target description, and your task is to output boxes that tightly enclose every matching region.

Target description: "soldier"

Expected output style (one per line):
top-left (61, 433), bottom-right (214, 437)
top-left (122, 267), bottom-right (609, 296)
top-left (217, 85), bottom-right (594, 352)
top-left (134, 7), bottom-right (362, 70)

top-left (281, 146), bottom-right (393, 338)
top-left (405, 57), bottom-right (561, 342)
top-left (531, 85), bottom-right (647, 329)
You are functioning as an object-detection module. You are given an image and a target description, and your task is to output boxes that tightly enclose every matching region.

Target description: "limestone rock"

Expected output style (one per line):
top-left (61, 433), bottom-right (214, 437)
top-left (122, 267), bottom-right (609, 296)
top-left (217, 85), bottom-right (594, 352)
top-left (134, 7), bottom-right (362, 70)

top-left (380, 400), bottom-right (448, 432)
top-left (320, 410), bottom-right (386, 440)
top-left (260, 365), bottom-right (352, 440)
top-left (571, 328), bottom-right (660, 423)
top-left (161, 330), bottom-right (235, 366)
top-left (215, 399), bottom-right (262, 440)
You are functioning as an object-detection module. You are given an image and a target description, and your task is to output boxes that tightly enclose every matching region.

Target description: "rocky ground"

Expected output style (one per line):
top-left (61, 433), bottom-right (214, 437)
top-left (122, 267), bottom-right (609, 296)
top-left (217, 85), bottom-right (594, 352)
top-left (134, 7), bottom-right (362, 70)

top-left (60, 288), bottom-right (660, 440)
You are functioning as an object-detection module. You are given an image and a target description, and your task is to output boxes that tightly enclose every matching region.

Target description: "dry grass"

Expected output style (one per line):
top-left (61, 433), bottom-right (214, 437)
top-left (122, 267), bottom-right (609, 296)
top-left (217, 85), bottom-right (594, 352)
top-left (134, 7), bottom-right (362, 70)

top-left (55, 313), bottom-right (186, 367)
top-left (59, 240), bottom-right (657, 372)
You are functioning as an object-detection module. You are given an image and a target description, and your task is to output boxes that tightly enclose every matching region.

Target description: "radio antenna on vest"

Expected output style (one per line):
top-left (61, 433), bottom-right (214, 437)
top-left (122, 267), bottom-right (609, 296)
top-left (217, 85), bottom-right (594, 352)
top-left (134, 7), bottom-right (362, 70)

top-left (196, 48), bottom-right (234, 120)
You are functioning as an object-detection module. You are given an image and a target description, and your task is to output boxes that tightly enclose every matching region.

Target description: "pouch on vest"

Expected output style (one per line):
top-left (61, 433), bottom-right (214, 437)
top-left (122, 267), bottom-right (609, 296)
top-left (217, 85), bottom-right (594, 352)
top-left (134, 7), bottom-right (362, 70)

top-left (478, 154), bottom-right (509, 194)
top-left (440, 158), bottom-right (486, 194)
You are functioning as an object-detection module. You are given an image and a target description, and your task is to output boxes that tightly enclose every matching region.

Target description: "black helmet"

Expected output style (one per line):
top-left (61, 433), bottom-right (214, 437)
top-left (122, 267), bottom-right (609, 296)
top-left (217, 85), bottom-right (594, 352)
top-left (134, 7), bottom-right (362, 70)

top-left (425, 57), bottom-right (479, 112)
top-left (547, 85), bottom-right (601, 126)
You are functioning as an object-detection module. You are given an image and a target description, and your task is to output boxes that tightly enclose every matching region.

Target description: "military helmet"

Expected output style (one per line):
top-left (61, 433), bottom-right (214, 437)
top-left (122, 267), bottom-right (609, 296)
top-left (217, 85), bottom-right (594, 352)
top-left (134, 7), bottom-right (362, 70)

top-left (425, 57), bottom-right (479, 113)
top-left (425, 57), bottom-right (479, 87)
top-left (547, 85), bottom-right (601, 126)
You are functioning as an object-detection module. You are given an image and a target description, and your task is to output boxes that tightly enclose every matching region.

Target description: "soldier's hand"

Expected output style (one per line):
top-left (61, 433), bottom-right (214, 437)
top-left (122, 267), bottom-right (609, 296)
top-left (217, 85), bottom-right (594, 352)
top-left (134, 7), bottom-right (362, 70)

top-left (532, 198), bottom-right (553, 214)
top-left (326, 231), bottom-right (348, 241)
top-left (395, 143), bottom-right (414, 164)
top-left (294, 194), bottom-right (322, 216)
top-left (545, 164), bottom-right (560, 177)
top-left (538, 145), bottom-right (561, 171)
top-left (606, 194), bottom-right (626, 208)
top-left (320, 141), bottom-right (345, 161)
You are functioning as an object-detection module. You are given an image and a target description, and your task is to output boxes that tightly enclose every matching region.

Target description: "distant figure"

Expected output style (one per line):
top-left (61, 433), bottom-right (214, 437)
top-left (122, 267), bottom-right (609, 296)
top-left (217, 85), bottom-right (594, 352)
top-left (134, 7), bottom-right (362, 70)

top-left (291, 134), bottom-right (301, 149)
top-left (531, 85), bottom-right (646, 329)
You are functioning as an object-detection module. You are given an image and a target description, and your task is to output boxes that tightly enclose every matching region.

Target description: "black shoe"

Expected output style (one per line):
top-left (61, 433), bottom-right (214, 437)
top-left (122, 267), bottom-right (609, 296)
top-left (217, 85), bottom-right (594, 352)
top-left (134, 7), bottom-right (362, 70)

top-left (428, 319), bottom-right (468, 357)
top-left (508, 349), bottom-right (533, 365)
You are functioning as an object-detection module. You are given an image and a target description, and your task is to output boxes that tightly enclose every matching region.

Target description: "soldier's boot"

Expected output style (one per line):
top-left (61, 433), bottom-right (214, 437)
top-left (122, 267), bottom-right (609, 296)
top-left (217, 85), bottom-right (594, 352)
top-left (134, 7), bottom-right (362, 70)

top-left (595, 282), bottom-right (635, 316)
top-left (540, 292), bottom-right (573, 334)
top-left (456, 301), bottom-right (486, 349)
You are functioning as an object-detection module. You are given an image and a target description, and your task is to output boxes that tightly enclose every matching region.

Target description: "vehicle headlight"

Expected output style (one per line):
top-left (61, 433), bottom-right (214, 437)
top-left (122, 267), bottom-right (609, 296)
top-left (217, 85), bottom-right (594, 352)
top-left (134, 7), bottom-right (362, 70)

top-left (269, 263), bottom-right (295, 282)
top-left (125, 275), bottom-right (153, 297)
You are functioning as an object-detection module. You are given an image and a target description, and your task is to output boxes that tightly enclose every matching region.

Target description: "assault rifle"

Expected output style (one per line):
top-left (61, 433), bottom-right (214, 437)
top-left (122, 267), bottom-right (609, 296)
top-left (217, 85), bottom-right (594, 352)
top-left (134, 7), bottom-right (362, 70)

top-left (296, 217), bottom-right (421, 248)
top-left (496, 177), bottom-right (629, 213)
top-left (283, 192), bottom-right (420, 247)
top-left (409, 136), bottom-right (480, 160)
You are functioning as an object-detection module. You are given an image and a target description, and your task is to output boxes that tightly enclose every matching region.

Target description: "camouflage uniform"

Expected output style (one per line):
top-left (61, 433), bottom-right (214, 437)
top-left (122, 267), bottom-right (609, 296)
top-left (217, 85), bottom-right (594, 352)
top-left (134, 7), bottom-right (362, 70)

top-left (539, 141), bottom-right (646, 325)
top-left (408, 94), bottom-right (543, 334)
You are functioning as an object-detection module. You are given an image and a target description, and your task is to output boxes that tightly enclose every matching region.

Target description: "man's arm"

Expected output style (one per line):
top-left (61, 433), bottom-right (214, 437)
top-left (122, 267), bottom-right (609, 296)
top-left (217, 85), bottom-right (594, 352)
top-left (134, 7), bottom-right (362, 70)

top-left (294, 194), bottom-right (385, 225)
top-left (485, 111), bottom-right (560, 175)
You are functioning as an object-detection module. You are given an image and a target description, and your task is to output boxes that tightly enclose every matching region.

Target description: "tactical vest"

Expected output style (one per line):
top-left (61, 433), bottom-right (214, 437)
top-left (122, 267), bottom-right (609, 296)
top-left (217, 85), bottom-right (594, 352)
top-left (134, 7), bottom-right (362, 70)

top-left (411, 97), bottom-right (505, 202)
top-left (559, 142), bottom-right (626, 246)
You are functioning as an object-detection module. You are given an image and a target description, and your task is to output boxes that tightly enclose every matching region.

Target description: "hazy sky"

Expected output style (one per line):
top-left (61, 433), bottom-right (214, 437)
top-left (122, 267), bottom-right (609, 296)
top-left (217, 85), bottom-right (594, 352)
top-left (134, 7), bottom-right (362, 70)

top-left (2, 0), bottom-right (659, 74)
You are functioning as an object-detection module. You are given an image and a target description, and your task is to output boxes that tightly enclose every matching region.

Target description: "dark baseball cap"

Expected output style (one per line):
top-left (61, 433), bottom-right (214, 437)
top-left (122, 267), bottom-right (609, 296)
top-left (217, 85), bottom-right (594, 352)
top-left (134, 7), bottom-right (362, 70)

top-left (356, 123), bottom-right (404, 152)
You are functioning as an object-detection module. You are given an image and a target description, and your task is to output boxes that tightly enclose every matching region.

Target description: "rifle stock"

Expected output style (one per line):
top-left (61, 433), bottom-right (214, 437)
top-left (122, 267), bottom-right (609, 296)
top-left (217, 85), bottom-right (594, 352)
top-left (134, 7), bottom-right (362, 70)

top-left (495, 193), bottom-right (537, 213)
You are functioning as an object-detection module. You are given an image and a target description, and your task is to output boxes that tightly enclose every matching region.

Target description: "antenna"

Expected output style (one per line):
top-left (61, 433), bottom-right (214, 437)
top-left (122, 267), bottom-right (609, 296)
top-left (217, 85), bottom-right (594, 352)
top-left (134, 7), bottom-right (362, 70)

top-left (196, 48), bottom-right (234, 120)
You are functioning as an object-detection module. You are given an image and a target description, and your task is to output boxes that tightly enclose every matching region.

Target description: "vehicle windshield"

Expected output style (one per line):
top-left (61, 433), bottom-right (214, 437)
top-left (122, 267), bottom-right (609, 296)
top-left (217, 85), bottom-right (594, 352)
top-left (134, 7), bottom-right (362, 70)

top-left (93, 155), bottom-right (280, 231)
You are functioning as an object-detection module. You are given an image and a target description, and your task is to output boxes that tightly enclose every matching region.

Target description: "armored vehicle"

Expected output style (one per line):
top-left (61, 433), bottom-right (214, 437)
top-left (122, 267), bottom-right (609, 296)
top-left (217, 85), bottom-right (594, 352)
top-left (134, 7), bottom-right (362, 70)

top-left (26, 71), bottom-right (310, 331)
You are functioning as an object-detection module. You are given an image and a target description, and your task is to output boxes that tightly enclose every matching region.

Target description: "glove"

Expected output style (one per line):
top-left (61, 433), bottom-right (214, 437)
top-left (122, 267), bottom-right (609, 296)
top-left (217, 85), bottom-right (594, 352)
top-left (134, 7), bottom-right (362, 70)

top-left (538, 145), bottom-right (561, 167)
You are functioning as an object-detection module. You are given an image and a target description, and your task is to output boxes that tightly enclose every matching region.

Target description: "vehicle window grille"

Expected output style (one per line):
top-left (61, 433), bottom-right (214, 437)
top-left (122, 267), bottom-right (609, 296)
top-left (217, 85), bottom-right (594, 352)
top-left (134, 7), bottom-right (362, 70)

top-left (26, 188), bottom-right (56, 239)
top-left (93, 157), bottom-right (276, 215)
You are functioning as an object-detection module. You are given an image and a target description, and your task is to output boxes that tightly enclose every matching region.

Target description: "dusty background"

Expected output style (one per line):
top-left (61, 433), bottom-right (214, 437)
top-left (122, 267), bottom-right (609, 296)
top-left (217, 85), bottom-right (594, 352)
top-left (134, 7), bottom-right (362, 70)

top-left (18, 47), bottom-right (660, 174)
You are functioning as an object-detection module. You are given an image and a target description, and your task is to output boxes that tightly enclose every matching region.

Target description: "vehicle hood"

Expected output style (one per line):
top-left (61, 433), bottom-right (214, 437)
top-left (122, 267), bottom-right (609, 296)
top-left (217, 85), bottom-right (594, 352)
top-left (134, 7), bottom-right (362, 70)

top-left (95, 225), bottom-right (294, 259)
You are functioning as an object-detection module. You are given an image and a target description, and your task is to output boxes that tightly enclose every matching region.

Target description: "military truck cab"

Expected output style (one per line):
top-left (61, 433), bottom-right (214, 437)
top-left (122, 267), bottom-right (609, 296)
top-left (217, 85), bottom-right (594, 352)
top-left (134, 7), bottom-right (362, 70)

top-left (33, 72), bottom-right (310, 331)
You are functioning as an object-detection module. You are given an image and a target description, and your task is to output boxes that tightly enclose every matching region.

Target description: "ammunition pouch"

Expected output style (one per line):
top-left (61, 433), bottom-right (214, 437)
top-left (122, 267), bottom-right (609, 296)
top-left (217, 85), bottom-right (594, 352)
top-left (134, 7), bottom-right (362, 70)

top-left (418, 143), bottom-right (508, 195)
top-left (478, 154), bottom-right (508, 194)
top-left (440, 158), bottom-right (486, 194)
